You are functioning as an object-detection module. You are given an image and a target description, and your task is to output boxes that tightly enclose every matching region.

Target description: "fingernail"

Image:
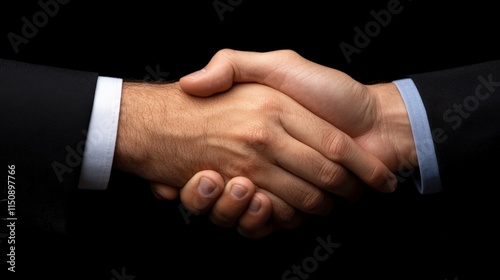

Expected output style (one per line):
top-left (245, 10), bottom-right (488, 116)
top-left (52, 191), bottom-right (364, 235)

top-left (183, 69), bottom-right (206, 80)
top-left (198, 177), bottom-right (216, 197)
top-left (231, 184), bottom-right (248, 199)
top-left (248, 197), bottom-right (261, 214)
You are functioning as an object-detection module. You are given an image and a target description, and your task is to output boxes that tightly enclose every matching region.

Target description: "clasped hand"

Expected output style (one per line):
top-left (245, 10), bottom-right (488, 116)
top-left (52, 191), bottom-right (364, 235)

top-left (120, 49), bottom-right (415, 239)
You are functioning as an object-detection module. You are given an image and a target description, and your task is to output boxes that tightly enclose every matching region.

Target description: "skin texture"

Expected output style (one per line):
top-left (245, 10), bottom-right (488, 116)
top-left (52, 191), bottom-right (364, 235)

top-left (112, 80), bottom-right (396, 236)
top-left (153, 49), bottom-right (416, 238)
top-left (180, 49), bottom-right (416, 172)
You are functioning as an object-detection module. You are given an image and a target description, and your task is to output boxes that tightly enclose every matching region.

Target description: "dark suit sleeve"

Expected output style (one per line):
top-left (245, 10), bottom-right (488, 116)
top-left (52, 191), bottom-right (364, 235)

top-left (409, 60), bottom-right (500, 196)
top-left (0, 59), bottom-right (98, 233)
top-left (409, 61), bottom-right (500, 256)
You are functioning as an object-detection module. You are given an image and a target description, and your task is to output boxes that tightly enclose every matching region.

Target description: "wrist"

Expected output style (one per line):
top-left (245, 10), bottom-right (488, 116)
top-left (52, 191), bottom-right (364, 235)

top-left (112, 81), bottom-right (147, 174)
top-left (113, 81), bottom-right (179, 176)
top-left (112, 81), bottom-right (197, 187)
top-left (368, 82), bottom-right (418, 170)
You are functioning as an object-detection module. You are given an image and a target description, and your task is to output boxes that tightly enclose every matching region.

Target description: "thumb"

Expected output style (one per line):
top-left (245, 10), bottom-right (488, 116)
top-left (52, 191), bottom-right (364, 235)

top-left (179, 49), bottom-right (365, 130)
top-left (179, 49), bottom-right (240, 97)
top-left (179, 48), bottom-right (307, 97)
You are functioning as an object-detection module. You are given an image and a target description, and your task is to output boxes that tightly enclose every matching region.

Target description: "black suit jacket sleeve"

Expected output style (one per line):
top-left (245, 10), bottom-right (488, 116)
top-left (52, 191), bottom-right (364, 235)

top-left (409, 60), bottom-right (500, 196)
top-left (409, 60), bottom-right (500, 266)
top-left (0, 59), bottom-right (98, 233)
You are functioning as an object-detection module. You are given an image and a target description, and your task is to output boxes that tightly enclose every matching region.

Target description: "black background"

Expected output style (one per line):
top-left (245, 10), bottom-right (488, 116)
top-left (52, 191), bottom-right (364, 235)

top-left (1, 0), bottom-right (497, 279)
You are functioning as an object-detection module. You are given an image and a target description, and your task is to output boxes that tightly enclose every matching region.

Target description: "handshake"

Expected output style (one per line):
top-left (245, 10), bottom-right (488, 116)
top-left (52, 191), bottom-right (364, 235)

top-left (113, 49), bottom-right (417, 239)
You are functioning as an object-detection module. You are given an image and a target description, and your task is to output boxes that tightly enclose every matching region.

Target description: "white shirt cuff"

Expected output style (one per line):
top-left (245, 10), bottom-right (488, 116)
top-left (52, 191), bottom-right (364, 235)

top-left (78, 76), bottom-right (123, 190)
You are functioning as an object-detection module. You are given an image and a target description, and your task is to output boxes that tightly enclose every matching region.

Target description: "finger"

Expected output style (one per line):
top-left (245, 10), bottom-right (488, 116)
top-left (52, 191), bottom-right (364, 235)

top-left (207, 177), bottom-right (256, 228)
top-left (180, 48), bottom-right (295, 96)
top-left (248, 160), bottom-right (335, 218)
top-left (272, 129), bottom-right (368, 200)
top-left (236, 192), bottom-right (276, 239)
top-left (179, 49), bottom-right (328, 98)
top-left (279, 100), bottom-right (397, 193)
top-left (179, 49), bottom-right (366, 130)
top-left (222, 165), bottom-right (313, 228)
top-left (256, 188), bottom-right (308, 230)
top-left (179, 49), bottom-right (243, 96)
top-left (150, 181), bottom-right (180, 200)
top-left (179, 170), bottom-right (225, 215)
